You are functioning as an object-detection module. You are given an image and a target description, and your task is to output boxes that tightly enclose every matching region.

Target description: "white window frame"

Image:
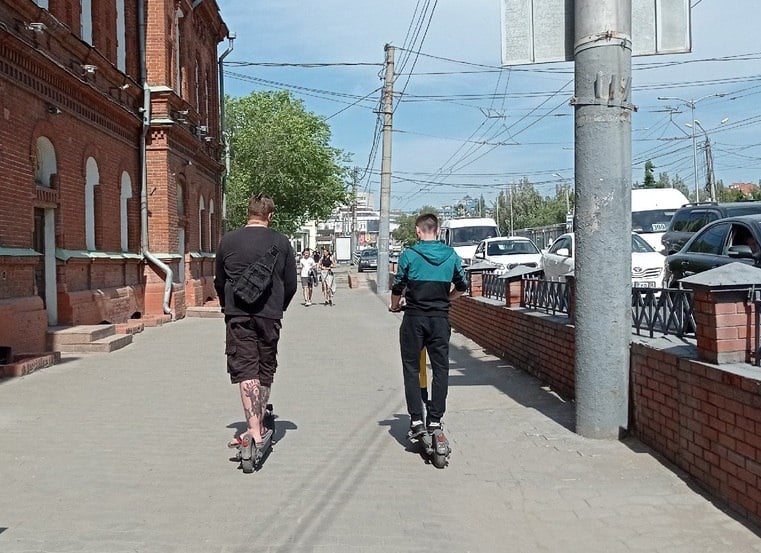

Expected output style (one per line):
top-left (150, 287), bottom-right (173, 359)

top-left (120, 172), bottom-right (132, 252)
top-left (85, 157), bottom-right (99, 251)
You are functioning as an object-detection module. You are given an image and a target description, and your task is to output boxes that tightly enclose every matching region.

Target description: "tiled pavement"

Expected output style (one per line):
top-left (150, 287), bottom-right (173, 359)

top-left (1, 271), bottom-right (760, 552)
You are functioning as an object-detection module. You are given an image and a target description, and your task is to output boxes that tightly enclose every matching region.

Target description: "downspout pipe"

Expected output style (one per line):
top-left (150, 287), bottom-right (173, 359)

top-left (138, 0), bottom-right (174, 317)
top-left (218, 34), bottom-right (235, 230)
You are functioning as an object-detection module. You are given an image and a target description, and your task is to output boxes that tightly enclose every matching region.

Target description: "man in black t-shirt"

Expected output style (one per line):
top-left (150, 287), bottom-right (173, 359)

top-left (214, 194), bottom-right (297, 464)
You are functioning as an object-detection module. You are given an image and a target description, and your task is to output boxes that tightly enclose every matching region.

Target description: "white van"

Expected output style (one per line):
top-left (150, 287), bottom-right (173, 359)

top-left (438, 217), bottom-right (499, 266)
top-left (631, 188), bottom-right (689, 253)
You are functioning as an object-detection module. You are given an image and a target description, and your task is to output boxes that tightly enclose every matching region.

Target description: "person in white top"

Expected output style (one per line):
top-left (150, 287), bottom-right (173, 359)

top-left (299, 248), bottom-right (317, 306)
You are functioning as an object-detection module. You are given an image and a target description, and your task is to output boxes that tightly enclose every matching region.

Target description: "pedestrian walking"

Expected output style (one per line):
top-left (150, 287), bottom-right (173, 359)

top-left (299, 248), bottom-right (317, 306)
top-left (214, 193), bottom-right (297, 466)
top-left (319, 248), bottom-right (336, 305)
top-left (388, 213), bottom-right (467, 439)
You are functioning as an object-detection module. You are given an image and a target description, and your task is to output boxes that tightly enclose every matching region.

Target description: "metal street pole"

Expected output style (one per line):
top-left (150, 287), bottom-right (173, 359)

top-left (657, 94), bottom-right (726, 202)
top-left (573, 0), bottom-right (633, 438)
top-left (377, 44), bottom-right (394, 294)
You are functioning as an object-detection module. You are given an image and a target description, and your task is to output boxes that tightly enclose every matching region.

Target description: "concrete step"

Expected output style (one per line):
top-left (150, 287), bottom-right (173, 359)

top-left (186, 306), bottom-right (224, 318)
top-left (142, 314), bottom-right (172, 327)
top-left (47, 325), bottom-right (116, 348)
top-left (54, 333), bottom-right (133, 353)
top-left (115, 321), bottom-right (145, 335)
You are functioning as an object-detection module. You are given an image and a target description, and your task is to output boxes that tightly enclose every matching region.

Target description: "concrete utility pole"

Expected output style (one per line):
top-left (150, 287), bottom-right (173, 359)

top-left (351, 167), bottom-right (358, 254)
top-left (377, 44), bottom-right (394, 294)
top-left (573, 0), bottom-right (634, 438)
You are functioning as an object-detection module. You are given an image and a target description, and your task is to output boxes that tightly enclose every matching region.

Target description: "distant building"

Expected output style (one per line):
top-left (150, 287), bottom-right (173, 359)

top-left (729, 183), bottom-right (757, 198)
top-left (0, 0), bottom-right (227, 354)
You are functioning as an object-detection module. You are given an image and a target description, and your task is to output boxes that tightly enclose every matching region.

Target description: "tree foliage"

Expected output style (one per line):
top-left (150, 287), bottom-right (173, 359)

top-left (225, 91), bottom-right (349, 234)
top-left (494, 178), bottom-right (572, 234)
top-left (643, 160), bottom-right (657, 188)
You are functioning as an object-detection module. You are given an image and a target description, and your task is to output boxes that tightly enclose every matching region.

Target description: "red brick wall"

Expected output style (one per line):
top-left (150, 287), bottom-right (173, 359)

top-left (631, 343), bottom-right (761, 524)
top-left (450, 296), bottom-right (576, 400)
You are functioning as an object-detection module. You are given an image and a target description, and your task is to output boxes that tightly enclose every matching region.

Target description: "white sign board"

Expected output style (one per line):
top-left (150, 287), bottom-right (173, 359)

top-left (501, 0), bottom-right (691, 65)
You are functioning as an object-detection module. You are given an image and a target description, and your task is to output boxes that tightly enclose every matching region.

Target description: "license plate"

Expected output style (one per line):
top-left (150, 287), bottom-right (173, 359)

top-left (633, 280), bottom-right (656, 288)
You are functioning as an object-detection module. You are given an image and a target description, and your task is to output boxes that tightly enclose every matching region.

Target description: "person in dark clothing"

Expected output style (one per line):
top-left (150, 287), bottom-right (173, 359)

top-left (389, 213), bottom-right (468, 439)
top-left (214, 193), bottom-right (297, 458)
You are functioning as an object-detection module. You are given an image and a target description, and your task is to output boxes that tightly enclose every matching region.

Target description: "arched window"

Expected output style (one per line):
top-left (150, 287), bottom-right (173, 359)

top-left (194, 57), bottom-right (200, 112)
top-left (116, 0), bottom-right (126, 71)
top-left (85, 157), bottom-right (100, 250)
top-left (81, 0), bottom-right (92, 44)
top-left (198, 196), bottom-right (206, 251)
top-left (208, 199), bottom-right (215, 252)
top-left (177, 181), bottom-right (186, 216)
top-left (173, 8), bottom-right (184, 94)
top-left (35, 137), bottom-right (57, 187)
top-left (120, 172), bottom-right (132, 252)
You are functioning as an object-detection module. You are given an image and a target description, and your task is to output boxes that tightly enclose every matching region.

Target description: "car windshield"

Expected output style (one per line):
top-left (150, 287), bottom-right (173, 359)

top-left (632, 209), bottom-right (678, 234)
top-left (451, 226), bottom-right (498, 246)
top-left (486, 240), bottom-right (539, 256)
top-left (362, 249), bottom-right (377, 257)
top-left (631, 234), bottom-right (655, 253)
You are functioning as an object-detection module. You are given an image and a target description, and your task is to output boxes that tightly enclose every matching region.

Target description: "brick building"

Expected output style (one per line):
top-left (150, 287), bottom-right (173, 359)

top-left (0, 0), bottom-right (228, 354)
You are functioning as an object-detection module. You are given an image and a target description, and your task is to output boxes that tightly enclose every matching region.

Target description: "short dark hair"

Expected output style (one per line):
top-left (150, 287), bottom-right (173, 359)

top-left (247, 193), bottom-right (275, 219)
top-left (415, 213), bottom-right (439, 234)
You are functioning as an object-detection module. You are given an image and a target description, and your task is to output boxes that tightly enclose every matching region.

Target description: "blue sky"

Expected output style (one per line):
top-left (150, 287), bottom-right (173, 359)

top-left (216, 1), bottom-right (761, 211)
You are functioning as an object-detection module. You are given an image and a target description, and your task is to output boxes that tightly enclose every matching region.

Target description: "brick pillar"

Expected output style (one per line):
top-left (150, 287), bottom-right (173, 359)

top-left (468, 272), bottom-right (483, 296)
top-left (506, 279), bottom-right (521, 307)
top-left (692, 288), bottom-right (753, 364)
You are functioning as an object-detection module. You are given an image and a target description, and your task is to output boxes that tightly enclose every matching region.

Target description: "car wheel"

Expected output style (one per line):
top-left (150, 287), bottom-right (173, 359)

top-left (358, 266), bottom-right (363, 272)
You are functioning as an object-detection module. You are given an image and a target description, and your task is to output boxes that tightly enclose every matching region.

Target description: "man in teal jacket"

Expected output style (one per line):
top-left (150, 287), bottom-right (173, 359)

top-left (389, 213), bottom-right (468, 439)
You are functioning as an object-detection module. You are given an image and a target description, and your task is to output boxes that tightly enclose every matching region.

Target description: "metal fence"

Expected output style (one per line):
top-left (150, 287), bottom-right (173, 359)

top-left (481, 273), bottom-right (506, 301)
top-left (631, 287), bottom-right (696, 338)
top-left (522, 276), bottom-right (571, 316)
top-left (476, 274), bottom-right (698, 339)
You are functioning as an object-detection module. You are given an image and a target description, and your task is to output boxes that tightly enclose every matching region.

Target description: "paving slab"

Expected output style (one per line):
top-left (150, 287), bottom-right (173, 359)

top-left (0, 276), bottom-right (759, 552)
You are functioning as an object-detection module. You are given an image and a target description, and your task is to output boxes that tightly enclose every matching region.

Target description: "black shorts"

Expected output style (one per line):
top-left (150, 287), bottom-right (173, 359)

top-left (225, 316), bottom-right (281, 386)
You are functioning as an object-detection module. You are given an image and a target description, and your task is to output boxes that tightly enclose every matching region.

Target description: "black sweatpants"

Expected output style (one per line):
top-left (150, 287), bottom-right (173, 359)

top-left (399, 314), bottom-right (451, 423)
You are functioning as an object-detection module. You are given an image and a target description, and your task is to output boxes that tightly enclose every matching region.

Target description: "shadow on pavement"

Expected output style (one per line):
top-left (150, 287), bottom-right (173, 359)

top-left (227, 418), bottom-right (298, 444)
top-left (446, 340), bottom-right (576, 432)
top-left (378, 414), bottom-right (428, 463)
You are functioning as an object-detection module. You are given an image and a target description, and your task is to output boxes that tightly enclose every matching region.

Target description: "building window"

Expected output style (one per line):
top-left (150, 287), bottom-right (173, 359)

top-left (177, 181), bottom-right (186, 217)
top-left (208, 199), bottom-right (214, 251)
top-left (85, 157), bottom-right (99, 250)
top-left (34, 0), bottom-right (49, 8)
top-left (35, 137), bottom-right (57, 187)
top-left (120, 172), bottom-right (132, 252)
top-left (199, 196), bottom-right (207, 251)
top-left (116, 0), bottom-right (126, 71)
top-left (174, 8), bottom-right (183, 95)
top-left (194, 57), bottom-right (200, 112)
top-left (81, 0), bottom-right (93, 44)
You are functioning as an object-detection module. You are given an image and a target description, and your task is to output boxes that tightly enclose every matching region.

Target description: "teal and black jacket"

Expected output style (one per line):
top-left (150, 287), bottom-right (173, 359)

top-left (392, 240), bottom-right (468, 317)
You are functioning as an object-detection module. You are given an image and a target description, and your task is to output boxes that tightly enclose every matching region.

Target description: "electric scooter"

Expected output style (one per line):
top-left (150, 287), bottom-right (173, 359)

top-left (232, 403), bottom-right (275, 473)
top-left (410, 349), bottom-right (451, 469)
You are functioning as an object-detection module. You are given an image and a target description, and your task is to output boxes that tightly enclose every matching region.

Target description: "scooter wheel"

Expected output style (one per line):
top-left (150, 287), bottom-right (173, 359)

top-left (431, 452), bottom-right (448, 469)
top-left (241, 458), bottom-right (254, 474)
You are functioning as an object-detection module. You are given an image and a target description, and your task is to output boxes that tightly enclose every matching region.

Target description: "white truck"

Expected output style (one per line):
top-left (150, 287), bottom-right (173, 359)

top-left (438, 217), bottom-right (499, 266)
top-left (631, 188), bottom-right (689, 253)
top-left (334, 236), bottom-right (352, 264)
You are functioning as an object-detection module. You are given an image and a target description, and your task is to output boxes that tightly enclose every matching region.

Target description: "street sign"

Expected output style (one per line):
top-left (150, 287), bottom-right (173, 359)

top-left (501, 0), bottom-right (691, 65)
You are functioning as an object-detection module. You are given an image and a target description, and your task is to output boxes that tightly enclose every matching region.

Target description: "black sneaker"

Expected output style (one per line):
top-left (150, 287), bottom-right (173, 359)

top-left (427, 420), bottom-right (442, 433)
top-left (408, 420), bottom-right (426, 439)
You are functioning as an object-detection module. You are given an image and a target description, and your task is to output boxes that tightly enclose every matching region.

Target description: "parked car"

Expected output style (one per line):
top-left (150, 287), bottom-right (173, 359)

top-left (542, 232), bottom-right (666, 288)
top-left (472, 236), bottom-right (542, 274)
top-left (664, 214), bottom-right (761, 286)
top-left (661, 201), bottom-right (761, 255)
top-left (357, 248), bottom-right (378, 272)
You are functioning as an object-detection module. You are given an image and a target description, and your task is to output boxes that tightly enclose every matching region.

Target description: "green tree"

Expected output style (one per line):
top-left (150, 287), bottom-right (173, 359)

top-left (225, 91), bottom-right (349, 234)
top-left (643, 160), bottom-right (657, 188)
top-left (391, 206), bottom-right (439, 246)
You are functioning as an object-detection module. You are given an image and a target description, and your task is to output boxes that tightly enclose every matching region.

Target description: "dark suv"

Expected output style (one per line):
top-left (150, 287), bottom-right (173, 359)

top-left (661, 201), bottom-right (761, 254)
top-left (664, 214), bottom-right (761, 286)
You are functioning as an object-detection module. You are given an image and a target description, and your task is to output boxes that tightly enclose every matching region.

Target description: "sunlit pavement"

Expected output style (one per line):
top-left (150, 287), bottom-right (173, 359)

top-left (1, 269), bottom-right (759, 552)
